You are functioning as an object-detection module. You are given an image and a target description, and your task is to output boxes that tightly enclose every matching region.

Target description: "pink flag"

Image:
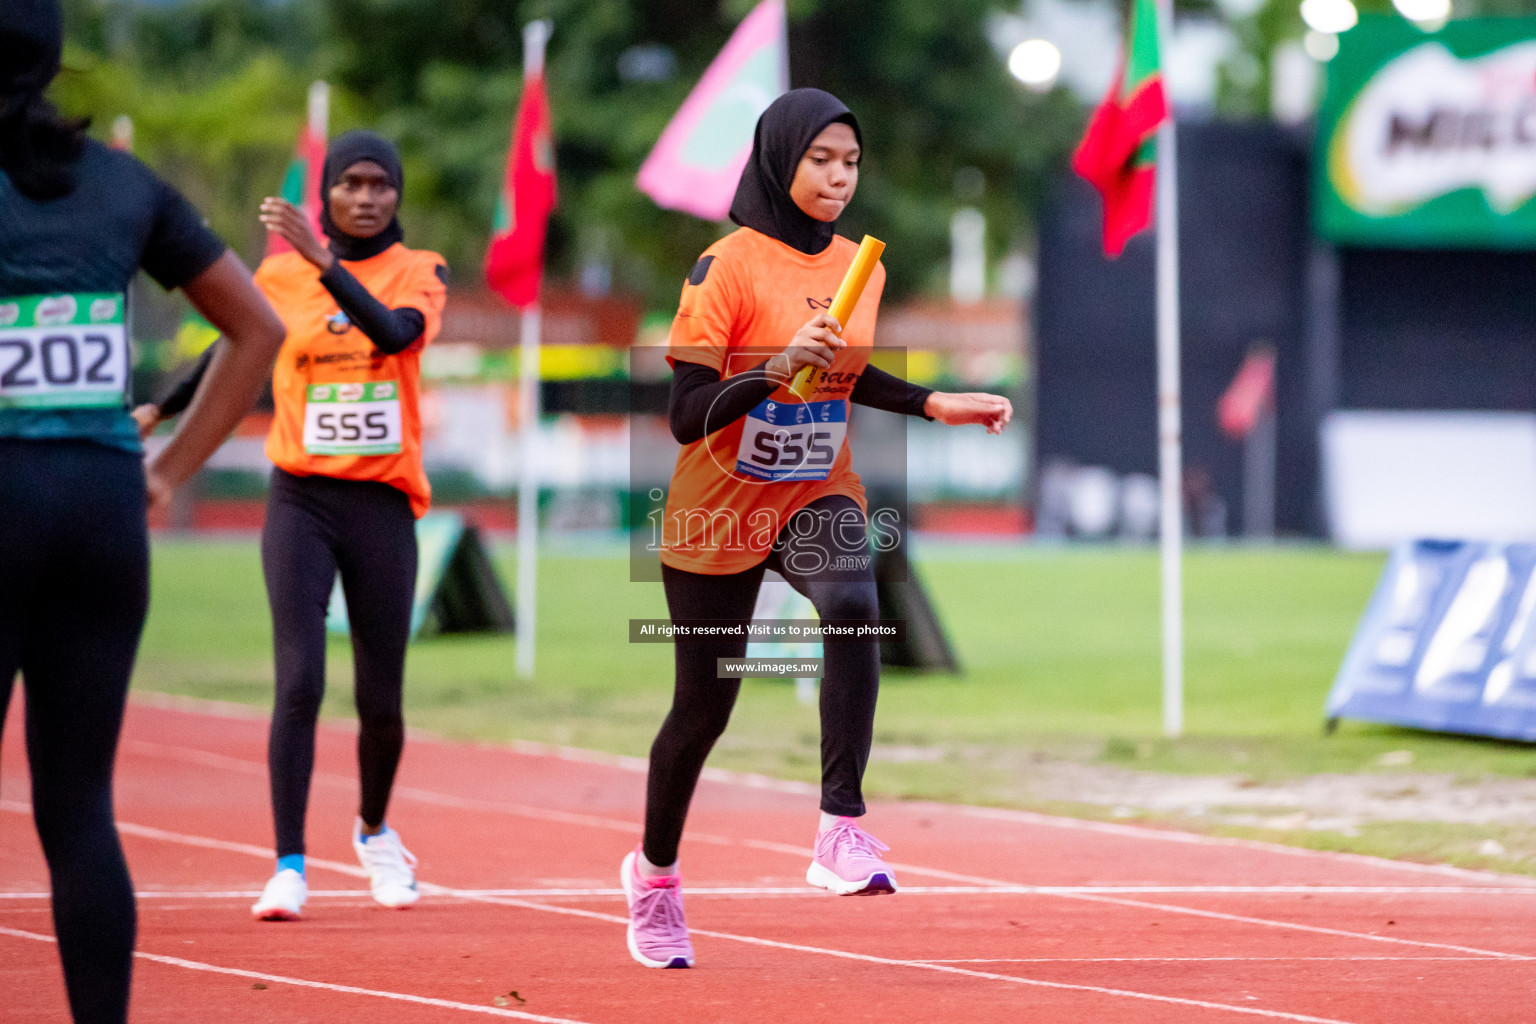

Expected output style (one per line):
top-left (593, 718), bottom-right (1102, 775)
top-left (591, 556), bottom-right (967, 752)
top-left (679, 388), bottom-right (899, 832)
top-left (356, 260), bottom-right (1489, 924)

top-left (636, 0), bottom-right (787, 221)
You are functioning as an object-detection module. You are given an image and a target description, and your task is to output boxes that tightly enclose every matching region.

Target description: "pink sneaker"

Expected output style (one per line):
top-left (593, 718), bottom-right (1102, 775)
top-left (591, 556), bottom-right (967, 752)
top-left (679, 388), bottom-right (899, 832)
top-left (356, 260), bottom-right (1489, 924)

top-left (806, 817), bottom-right (898, 895)
top-left (620, 848), bottom-right (695, 968)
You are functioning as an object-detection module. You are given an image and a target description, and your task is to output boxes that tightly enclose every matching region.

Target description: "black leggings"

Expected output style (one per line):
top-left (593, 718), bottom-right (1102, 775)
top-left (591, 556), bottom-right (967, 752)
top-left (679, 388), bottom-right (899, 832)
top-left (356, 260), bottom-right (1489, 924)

top-left (0, 439), bottom-right (147, 1024)
top-left (644, 494), bottom-right (880, 867)
top-left (261, 468), bottom-right (417, 858)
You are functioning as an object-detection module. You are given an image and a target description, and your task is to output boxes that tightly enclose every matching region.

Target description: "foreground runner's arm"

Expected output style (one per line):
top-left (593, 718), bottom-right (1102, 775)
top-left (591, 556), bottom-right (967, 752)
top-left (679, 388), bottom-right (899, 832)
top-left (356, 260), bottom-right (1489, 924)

top-left (144, 251), bottom-right (286, 507)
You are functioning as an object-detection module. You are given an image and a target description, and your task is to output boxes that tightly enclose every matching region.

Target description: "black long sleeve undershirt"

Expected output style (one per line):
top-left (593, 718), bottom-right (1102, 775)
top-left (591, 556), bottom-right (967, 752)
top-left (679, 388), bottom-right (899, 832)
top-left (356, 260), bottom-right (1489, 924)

top-left (668, 359), bottom-right (779, 445)
top-left (317, 261), bottom-right (425, 355)
top-left (667, 359), bottom-right (934, 446)
top-left (154, 341), bottom-right (215, 418)
top-left (850, 364), bottom-right (934, 419)
top-left (153, 261), bottom-right (427, 417)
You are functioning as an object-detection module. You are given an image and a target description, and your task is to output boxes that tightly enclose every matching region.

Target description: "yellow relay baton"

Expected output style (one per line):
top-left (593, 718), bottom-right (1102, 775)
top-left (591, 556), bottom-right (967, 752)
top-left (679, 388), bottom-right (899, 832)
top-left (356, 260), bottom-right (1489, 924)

top-left (787, 235), bottom-right (885, 400)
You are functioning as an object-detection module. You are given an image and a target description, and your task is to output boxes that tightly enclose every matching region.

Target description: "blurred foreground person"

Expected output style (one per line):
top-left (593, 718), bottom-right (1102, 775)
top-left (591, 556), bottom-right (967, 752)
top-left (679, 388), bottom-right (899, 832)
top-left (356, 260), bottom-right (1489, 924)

top-left (0, 2), bottom-right (286, 1020)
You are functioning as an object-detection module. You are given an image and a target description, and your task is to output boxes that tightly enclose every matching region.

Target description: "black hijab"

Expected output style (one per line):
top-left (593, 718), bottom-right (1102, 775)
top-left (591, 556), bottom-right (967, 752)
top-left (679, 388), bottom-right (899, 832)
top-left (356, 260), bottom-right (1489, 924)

top-left (729, 88), bottom-right (861, 256)
top-left (0, 0), bottom-right (83, 201)
top-left (320, 130), bottom-right (405, 261)
top-left (0, 0), bottom-right (62, 119)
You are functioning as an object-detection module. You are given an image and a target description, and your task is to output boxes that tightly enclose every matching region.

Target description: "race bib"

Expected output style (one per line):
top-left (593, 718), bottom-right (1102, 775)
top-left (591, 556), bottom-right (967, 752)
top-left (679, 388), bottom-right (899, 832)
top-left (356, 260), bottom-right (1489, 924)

top-left (734, 398), bottom-right (847, 482)
top-left (302, 381), bottom-right (402, 456)
top-left (0, 293), bottom-right (129, 410)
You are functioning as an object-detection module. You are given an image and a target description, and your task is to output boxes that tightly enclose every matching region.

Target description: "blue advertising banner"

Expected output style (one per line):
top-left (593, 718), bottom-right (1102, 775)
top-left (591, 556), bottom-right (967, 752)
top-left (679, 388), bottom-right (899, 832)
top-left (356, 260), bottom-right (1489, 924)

top-left (1327, 540), bottom-right (1536, 739)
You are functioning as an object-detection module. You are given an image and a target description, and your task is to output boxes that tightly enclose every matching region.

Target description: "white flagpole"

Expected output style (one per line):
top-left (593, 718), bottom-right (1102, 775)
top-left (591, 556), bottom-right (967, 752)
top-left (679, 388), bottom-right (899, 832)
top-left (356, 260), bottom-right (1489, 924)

top-left (110, 115), bottom-right (133, 151)
top-left (515, 19), bottom-right (551, 680)
top-left (308, 80), bottom-right (330, 139)
top-left (1154, 1), bottom-right (1184, 738)
top-left (515, 303), bottom-right (540, 679)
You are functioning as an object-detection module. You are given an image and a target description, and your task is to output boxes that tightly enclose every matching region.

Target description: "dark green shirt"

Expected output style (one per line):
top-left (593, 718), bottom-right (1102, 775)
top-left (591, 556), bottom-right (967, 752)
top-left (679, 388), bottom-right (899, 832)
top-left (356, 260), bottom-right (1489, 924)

top-left (0, 140), bottom-right (225, 451)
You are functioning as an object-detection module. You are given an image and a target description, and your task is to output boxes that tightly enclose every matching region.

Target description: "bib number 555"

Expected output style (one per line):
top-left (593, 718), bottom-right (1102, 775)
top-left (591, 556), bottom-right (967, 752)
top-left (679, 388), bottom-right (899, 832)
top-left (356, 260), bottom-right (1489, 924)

top-left (750, 427), bottom-right (837, 469)
top-left (311, 408), bottom-right (392, 443)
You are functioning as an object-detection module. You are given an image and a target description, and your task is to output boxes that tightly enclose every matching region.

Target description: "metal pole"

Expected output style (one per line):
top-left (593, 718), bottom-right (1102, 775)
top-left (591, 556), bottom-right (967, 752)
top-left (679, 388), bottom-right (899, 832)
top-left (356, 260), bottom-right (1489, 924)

top-left (1244, 402), bottom-right (1276, 540)
top-left (514, 19), bottom-right (550, 680)
top-left (515, 304), bottom-right (540, 678)
top-left (308, 80), bottom-right (330, 138)
top-left (1155, 97), bottom-right (1184, 738)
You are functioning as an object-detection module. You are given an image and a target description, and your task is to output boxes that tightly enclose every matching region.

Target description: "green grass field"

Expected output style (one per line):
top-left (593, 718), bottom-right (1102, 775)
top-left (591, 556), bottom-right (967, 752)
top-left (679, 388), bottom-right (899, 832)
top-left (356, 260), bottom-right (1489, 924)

top-left (134, 538), bottom-right (1536, 873)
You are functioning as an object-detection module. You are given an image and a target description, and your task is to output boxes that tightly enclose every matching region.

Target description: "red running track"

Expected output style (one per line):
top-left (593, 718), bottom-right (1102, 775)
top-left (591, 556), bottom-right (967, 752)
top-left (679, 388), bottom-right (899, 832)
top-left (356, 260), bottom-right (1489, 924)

top-left (4, 694), bottom-right (1536, 1023)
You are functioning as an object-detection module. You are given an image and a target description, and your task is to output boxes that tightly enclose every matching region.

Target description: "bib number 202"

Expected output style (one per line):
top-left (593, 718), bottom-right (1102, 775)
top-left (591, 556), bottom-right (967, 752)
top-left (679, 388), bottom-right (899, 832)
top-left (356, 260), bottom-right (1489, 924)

top-left (0, 293), bottom-right (128, 410)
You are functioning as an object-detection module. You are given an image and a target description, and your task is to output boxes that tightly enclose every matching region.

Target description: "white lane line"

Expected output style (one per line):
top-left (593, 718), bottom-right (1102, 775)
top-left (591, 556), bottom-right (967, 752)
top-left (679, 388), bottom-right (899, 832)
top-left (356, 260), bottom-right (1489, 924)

top-left (317, 890), bottom-right (1366, 1024)
top-left (0, 924), bottom-right (592, 1023)
top-left (953, 805), bottom-right (1536, 888)
top-left (116, 741), bottom-right (1536, 898)
top-left (1059, 892), bottom-right (1532, 961)
top-left (10, 884), bottom-right (1536, 902)
top-left (917, 956), bottom-right (1488, 964)
top-left (0, 814), bottom-right (1397, 1024)
top-left (678, 922), bottom-right (1366, 1024)
top-left (0, 800), bottom-right (372, 882)
top-left (6, 797), bottom-right (1534, 964)
top-left (126, 694), bottom-right (1536, 889)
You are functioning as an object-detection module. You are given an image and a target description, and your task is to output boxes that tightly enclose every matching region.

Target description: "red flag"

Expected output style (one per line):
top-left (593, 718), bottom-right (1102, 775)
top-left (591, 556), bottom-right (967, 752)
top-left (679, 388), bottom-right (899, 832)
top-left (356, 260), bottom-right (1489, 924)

top-left (486, 75), bottom-right (557, 309)
top-left (1218, 347), bottom-right (1277, 440)
top-left (1071, 0), bottom-right (1168, 257)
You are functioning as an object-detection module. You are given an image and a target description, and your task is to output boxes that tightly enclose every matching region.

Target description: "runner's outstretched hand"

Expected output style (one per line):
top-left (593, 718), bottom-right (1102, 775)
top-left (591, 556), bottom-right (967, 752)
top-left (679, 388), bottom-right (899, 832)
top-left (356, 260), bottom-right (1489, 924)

top-left (923, 392), bottom-right (1013, 435)
top-left (259, 197), bottom-right (335, 272)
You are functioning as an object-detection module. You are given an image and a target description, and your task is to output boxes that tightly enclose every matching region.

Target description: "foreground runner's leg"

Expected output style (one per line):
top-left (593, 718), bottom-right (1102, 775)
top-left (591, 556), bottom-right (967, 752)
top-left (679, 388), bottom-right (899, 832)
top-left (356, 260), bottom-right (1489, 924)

top-left (770, 495), bottom-right (896, 895)
top-left (335, 478), bottom-right (418, 908)
top-left (7, 441), bottom-right (148, 1022)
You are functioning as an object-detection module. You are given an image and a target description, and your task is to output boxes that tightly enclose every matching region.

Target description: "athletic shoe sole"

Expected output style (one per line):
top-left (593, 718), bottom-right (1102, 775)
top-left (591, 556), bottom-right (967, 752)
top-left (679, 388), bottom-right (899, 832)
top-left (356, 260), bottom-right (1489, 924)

top-left (370, 890), bottom-right (418, 909)
top-left (252, 906), bottom-right (301, 922)
top-left (806, 860), bottom-right (899, 896)
top-left (620, 851), bottom-right (693, 969)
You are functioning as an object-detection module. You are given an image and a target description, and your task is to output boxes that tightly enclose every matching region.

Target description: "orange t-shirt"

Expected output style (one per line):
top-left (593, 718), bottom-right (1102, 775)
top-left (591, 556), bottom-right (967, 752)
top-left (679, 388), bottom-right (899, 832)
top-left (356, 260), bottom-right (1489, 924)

top-left (661, 227), bottom-right (885, 575)
top-left (258, 244), bottom-right (447, 518)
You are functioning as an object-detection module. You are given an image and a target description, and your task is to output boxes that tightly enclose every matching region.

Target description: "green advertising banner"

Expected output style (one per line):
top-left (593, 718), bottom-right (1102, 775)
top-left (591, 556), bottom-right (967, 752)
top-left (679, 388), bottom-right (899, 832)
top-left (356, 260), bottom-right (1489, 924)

top-left (1317, 16), bottom-right (1536, 247)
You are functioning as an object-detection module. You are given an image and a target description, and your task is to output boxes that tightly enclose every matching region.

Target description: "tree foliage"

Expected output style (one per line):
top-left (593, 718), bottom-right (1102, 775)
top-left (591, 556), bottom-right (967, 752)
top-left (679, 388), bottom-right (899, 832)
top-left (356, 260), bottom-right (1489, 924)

top-left (56, 0), bottom-right (1084, 309)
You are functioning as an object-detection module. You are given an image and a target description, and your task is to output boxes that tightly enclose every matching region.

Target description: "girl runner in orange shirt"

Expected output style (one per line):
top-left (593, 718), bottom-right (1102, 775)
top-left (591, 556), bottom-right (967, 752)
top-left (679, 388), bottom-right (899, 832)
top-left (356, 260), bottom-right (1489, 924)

top-left (622, 89), bottom-right (1012, 969)
top-left (143, 136), bottom-right (444, 919)
top-left (246, 132), bottom-right (445, 921)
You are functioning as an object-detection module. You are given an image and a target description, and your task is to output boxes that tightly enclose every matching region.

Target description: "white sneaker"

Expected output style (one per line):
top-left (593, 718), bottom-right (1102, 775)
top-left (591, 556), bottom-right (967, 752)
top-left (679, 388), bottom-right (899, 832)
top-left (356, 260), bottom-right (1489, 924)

top-left (252, 868), bottom-right (307, 921)
top-left (352, 819), bottom-right (419, 908)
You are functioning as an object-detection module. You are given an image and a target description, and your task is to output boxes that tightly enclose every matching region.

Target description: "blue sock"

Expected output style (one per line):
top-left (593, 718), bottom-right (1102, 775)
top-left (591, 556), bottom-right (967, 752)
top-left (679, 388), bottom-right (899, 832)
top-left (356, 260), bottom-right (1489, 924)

top-left (277, 854), bottom-right (305, 878)
top-left (360, 822), bottom-right (388, 843)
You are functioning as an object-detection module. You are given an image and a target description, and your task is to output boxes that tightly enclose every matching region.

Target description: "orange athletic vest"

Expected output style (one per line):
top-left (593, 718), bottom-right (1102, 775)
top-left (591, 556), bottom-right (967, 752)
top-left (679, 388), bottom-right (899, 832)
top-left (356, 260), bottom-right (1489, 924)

top-left (661, 228), bottom-right (883, 575)
top-left (257, 244), bottom-right (447, 518)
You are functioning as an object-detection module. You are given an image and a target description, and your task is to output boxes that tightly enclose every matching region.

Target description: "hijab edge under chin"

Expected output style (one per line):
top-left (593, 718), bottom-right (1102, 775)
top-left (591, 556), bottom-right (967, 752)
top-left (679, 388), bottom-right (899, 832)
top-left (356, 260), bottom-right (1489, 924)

top-left (728, 89), bottom-right (861, 257)
top-left (319, 130), bottom-right (405, 262)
